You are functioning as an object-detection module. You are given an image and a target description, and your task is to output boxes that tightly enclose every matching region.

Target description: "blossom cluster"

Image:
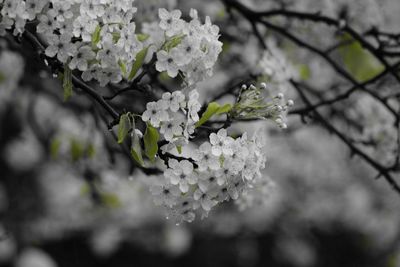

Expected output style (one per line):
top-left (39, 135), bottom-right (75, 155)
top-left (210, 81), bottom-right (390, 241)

top-left (142, 89), bottom-right (201, 150)
top-left (348, 95), bottom-right (398, 166)
top-left (0, 0), bottom-right (47, 35)
top-left (150, 129), bottom-right (267, 223)
top-left (232, 83), bottom-right (294, 129)
top-left (144, 8), bottom-right (223, 86)
top-left (256, 39), bottom-right (297, 94)
top-left (0, 1), bottom-right (222, 87)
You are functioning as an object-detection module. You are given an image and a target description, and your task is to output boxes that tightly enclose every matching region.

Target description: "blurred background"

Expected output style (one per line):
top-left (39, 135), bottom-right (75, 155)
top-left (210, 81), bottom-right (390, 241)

top-left (1, 0), bottom-right (400, 267)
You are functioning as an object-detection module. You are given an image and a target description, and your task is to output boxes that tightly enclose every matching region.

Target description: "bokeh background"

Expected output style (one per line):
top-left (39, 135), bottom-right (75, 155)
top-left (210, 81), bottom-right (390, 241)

top-left (1, 0), bottom-right (400, 266)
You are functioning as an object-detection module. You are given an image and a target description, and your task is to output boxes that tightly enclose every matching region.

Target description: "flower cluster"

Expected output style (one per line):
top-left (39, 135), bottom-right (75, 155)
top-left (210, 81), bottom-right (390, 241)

top-left (141, 89), bottom-right (201, 149)
top-left (45, 0), bottom-right (141, 86)
top-left (144, 8), bottom-right (223, 86)
top-left (1, 2), bottom-right (222, 87)
top-left (0, 0), bottom-right (47, 35)
top-left (231, 83), bottom-right (294, 129)
top-left (1, 0), bottom-right (143, 86)
top-left (256, 39), bottom-right (297, 94)
top-left (347, 95), bottom-right (398, 166)
top-left (150, 129), bottom-right (267, 222)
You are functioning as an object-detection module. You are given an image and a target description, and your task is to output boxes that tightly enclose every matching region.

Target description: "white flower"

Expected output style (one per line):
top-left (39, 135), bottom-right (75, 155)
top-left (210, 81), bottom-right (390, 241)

top-left (187, 90), bottom-right (201, 122)
top-left (164, 159), bottom-right (197, 193)
top-left (241, 159), bottom-right (259, 181)
top-left (142, 100), bottom-right (169, 128)
top-left (156, 50), bottom-right (179, 78)
top-left (162, 91), bottom-right (186, 112)
top-left (36, 14), bottom-right (59, 34)
top-left (193, 187), bottom-right (218, 211)
top-left (215, 184), bottom-right (231, 202)
top-left (25, 0), bottom-right (46, 20)
top-left (96, 68), bottom-right (122, 87)
top-left (47, 2), bottom-right (74, 22)
top-left (192, 142), bottom-right (220, 171)
top-left (174, 38), bottom-right (201, 66)
top-left (215, 160), bottom-right (237, 185)
top-left (160, 119), bottom-right (183, 142)
top-left (45, 34), bottom-right (76, 63)
top-left (198, 172), bottom-right (220, 192)
top-left (69, 45), bottom-right (96, 71)
top-left (172, 197), bottom-right (196, 223)
top-left (97, 34), bottom-right (118, 67)
top-left (150, 182), bottom-right (181, 207)
top-left (227, 176), bottom-right (245, 200)
top-left (80, 0), bottom-right (105, 19)
top-left (209, 129), bottom-right (234, 157)
top-left (158, 8), bottom-right (184, 37)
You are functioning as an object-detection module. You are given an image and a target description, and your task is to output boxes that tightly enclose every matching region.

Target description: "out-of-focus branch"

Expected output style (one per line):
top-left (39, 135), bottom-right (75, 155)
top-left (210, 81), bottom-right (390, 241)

top-left (291, 79), bottom-right (400, 196)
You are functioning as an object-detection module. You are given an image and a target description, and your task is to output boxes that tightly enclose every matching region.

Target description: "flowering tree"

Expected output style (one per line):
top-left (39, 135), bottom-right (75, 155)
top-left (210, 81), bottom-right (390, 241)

top-left (0, 0), bottom-right (400, 265)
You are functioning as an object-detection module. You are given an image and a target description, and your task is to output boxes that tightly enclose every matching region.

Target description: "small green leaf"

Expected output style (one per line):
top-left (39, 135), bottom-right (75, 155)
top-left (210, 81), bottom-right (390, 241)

top-left (298, 64), bottom-right (311, 81)
top-left (112, 32), bottom-right (121, 43)
top-left (117, 113), bottom-right (130, 144)
top-left (70, 139), bottom-right (84, 162)
top-left (338, 33), bottom-right (384, 82)
top-left (163, 34), bottom-right (185, 52)
top-left (63, 64), bottom-right (73, 101)
top-left (216, 104), bottom-right (232, 114)
top-left (101, 193), bottom-right (121, 208)
top-left (50, 138), bottom-right (61, 159)
top-left (91, 25), bottom-right (102, 48)
top-left (86, 143), bottom-right (96, 158)
top-left (176, 145), bottom-right (182, 154)
top-left (130, 120), bottom-right (145, 167)
top-left (144, 124), bottom-right (159, 162)
top-left (196, 102), bottom-right (232, 127)
top-left (196, 102), bottom-right (220, 127)
top-left (137, 33), bottom-right (150, 42)
top-left (131, 147), bottom-right (145, 167)
top-left (118, 60), bottom-right (127, 77)
top-left (128, 46), bottom-right (149, 81)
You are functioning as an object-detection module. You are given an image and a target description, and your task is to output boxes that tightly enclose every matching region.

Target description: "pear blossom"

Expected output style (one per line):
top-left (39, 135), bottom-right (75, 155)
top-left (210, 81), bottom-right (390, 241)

top-left (209, 129), bottom-right (234, 157)
top-left (69, 45), bottom-right (96, 71)
top-left (164, 159), bottom-right (197, 193)
top-left (158, 8), bottom-right (184, 37)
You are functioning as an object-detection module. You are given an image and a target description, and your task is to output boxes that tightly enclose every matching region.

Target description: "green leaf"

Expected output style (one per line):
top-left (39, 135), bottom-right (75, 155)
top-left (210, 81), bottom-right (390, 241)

top-left (118, 60), bottom-right (127, 78)
top-left (117, 113), bottom-right (130, 144)
top-left (91, 25), bottom-right (102, 48)
top-left (163, 34), bottom-right (185, 52)
top-left (176, 145), bottom-right (182, 154)
top-left (86, 143), bottom-right (96, 158)
top-left (70, 139), bottom-right (84, 162)
top-left (130, 120), bottom-right (145, 167)
top-left (112, 32), bottom-right (121, 43)
top-left (101, 193), bottom-right (121, 208)
top-left (144, 124), bottom-right (159, 162)
top-left (216, 104), bottom-right (232, 114)
top-left (298, 64), bottom-right (311, 81)
top-left (137, 33), bottom-right (150, 42)
top-left (338, 33), bottom-right (384, 82)
top-left (128, 46), bottom-right (149, 81)
top-left (196, 102), bottom-right (232, 128)
top-left (50, 138), bottom-right (61, 159)
top-left (196, 102), bottom-right (220, 128)
top-left (63, 64), bottom-right (73, 101)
